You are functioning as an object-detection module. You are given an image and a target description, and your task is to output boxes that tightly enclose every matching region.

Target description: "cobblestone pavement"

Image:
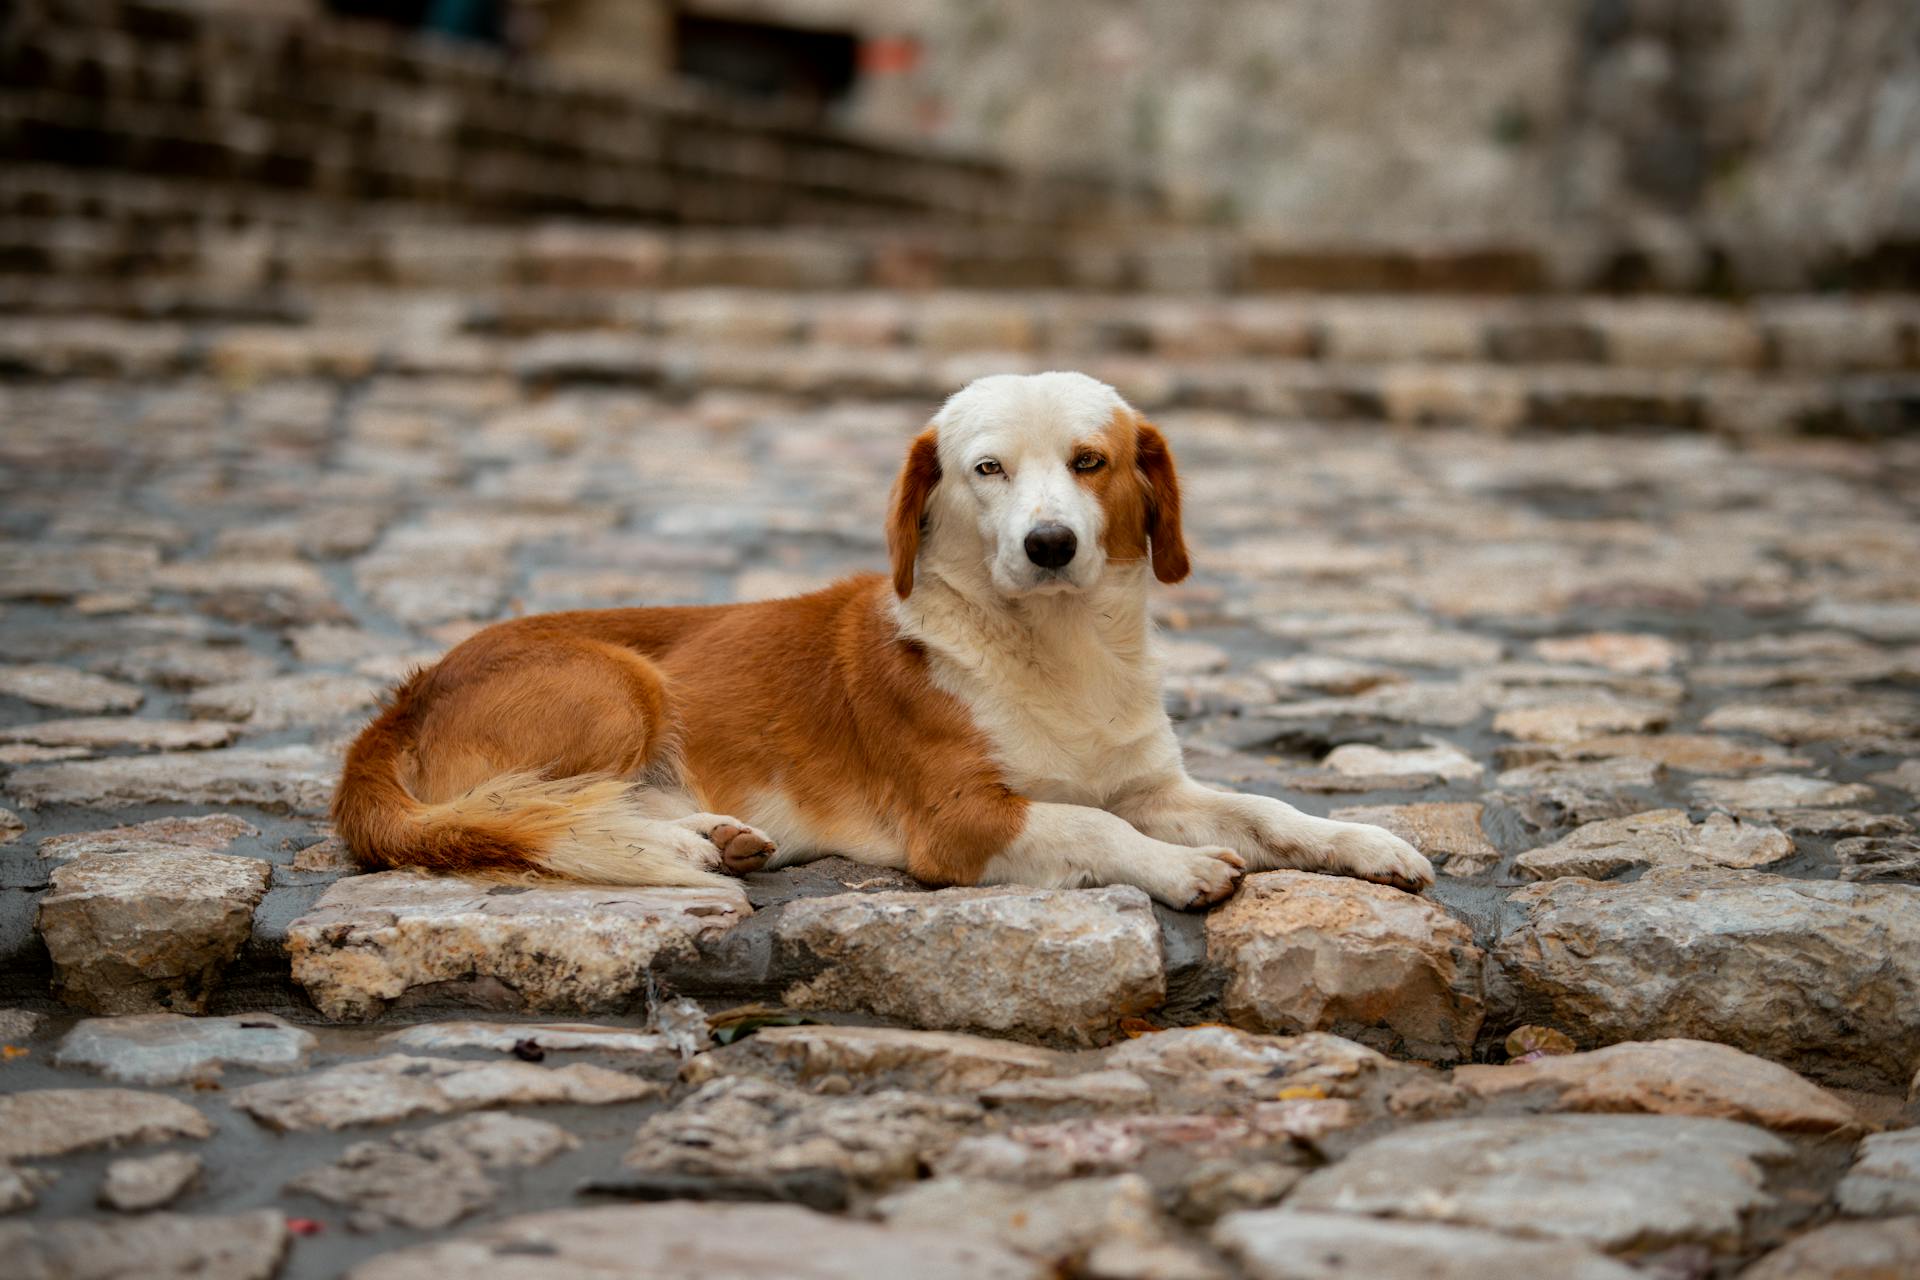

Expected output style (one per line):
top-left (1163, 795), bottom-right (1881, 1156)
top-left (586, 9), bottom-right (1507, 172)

top-left (2, 306), bottom-right (1919, 1278)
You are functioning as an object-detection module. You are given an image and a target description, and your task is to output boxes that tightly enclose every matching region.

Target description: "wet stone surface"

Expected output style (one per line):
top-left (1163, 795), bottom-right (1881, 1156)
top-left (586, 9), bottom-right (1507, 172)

top-left (0, 288), bottom-right (1917, 1277)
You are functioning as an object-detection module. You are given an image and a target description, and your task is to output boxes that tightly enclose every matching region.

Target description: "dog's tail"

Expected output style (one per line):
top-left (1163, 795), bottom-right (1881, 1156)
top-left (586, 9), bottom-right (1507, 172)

top-left (331, 683), bottom-right (734, 889)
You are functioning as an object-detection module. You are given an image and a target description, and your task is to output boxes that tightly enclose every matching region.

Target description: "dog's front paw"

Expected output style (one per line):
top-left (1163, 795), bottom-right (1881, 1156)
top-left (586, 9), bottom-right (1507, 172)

top-left (1159, 845), bottom-right (1246, 911)
top-left (1326, 823), bottom-right (1434, 893)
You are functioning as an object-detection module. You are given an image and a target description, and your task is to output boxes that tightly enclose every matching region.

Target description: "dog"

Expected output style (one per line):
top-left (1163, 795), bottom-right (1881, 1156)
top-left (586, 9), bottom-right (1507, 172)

top-left (333, 371), bottom-right (1434, 908)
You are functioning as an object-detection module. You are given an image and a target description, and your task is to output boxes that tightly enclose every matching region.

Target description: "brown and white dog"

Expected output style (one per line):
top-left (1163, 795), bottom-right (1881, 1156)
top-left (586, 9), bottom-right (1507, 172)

top-left (334, 372), bottom-right (1434, 908)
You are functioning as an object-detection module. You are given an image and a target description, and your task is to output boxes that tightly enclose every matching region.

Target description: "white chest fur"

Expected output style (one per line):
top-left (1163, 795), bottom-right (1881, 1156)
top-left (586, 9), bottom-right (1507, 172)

top-left (902, 578), bottom-right (1181, 805)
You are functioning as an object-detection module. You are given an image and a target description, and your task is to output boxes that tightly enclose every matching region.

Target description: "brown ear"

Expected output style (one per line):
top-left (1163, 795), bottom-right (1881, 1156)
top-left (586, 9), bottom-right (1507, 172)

top-left (887, 427), bottom-right (941, 598)
top-left (1135, 419), bottom-right (1189, 583)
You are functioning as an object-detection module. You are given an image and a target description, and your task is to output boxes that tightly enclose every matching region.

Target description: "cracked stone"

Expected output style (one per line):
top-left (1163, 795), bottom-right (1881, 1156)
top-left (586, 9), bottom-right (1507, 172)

top-left (1743, 1218), bottom-right (1920, 1280)
top-left (1288, 1114), bottom-right (1788, 1252)
top-left (1103, 1026), bottom-right (1390, 1101)
top-left (625, 1075), bottom-right (978, 1188)
top-left (56, 1013), bottom-right (316, 1085)
top-left (0, 1210), bottom-right (287, 1280)
top-left (1324, 630), bottom-right (1504, 668)
top-left (1322, 739), bottom-right (1483, 781)
top-left (1255, 656), bottom-right (1402, 695)
top-left (0, 718), bottom-right (239, 751)
top-left (1216, 1211), bottom-right (1641, 1280)
top-left (0, 743), bottom-right (86, 765)
top-left (346, 1204), bottom-right (1041, 1280)
top-left (1700, 701), bottom-right (1918, 749)
top-left (99, 1152), bottom-right (202, 1212)
top-left (1207, 871), bottom-right (1484, 1061)
top-left (1768, 808), bottom-right (1914, 837)
top-left (0, 1007), bottom-right (45, 1039)
top-left (289, 872), bottom-right (752, 1020)
top-left (1806, 601), bottom-right (1920, 641)
top-left (230, 1054), bottom-right (659, 1131)
top-left (286, 1113), bottom-right (577, 1231)
top-left (1517, 733), bottom-right (1810, 776)
top-left (1, 1166), bottom-right (55, 1214)
top-left (37, 849), bottom-right (271, 1014)
top-left (978, 1070), bottom-right (1157, 1115)
top-left (1174, 1162), bottom-right (1306, 1224)
top-left (1871, 759), bottom-right (1920, 796)
top-left (1836, 835), bottom-right (1920, 882)
top-left (1531, 633), bottom-right (1681, 674)
top-left (938, 1106), bottom-right (1356, 1183)
top-left (0, 1088), bottom-right (211, 1160)
top-left (1691, 773), bottom-right (1879, 812)
top-left (0, 663), bottom-right (144, 712)
top-left (290, 834), bottom-right (356, 871)
top-left (1453, 1038), bottom-right (1864, 1134)
top-left (151, 558), bottom-right (333, 599)
top-left (38, 815), bottom-right (259, 861)
top-left (94, 643), bottom-right (279, 690)
top-left (1490, 867), bottom-right (1920, 1089)
top-left (692, 1025), bottom-right (1065, 1094)
top-left (773, 886), bottom-right (1164, 1045)
top-left (1492, 756), bottom-right (1663, 828)
top-left (878, 1175), bottom-right (1209, 1279)
top-left (1836, 1131), bottom-right (1920, 1216)
top-left (381, 1021), bottom-right (673, 1059)
top-left (7, 745), bottom-right (335, 814)
top-left (1514, 809), bottom-right (1794, 880)
top-left (1493, 700), bottom-right (1670, 743)
top-left (1263, 681), bottom-right (1486, 728)
top-left (184, 673), bottom-right (383, 730)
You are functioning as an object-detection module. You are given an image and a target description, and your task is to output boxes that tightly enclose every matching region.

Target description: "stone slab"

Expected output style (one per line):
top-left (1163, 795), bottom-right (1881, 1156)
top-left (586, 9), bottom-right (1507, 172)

top-left (0, 1088), bottom-right (211, 1161)
top-left (289, 871), bottom-right (752, 1020)
top-left (8, 745), bottom-right (335, 814)
top-left (1452, 1038), bottom-right (1864, 1134)
top-left (229, 1053), bottom-right (659, 1131)
top-left (1514, 808), bottom-right (1794, 880)
top-left (1216, 1210), bottom-right (1641, 1280)
top-left (56, 1012), bottom-right (317, 1085)
top-left (1288, 1114), bottom-right (1789, 1252)
top-left (1206, 871), bottom-right (1484, 1061)
top-left (773, 886), bottom-right (1164, 1045)
top-left (38, 850), bottom-right (271, 1014)
top-left (346, 1203), bottom-right (1042, 1279)
top-left (0, 1211), bottom-right (287, 1280)
top-left (1490, 867), bottom-right (1920, 1089)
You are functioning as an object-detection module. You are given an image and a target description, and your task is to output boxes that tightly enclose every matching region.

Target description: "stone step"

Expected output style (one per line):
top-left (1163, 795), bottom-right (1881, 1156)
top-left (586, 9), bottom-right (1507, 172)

top-left (0, 200), bottom-right (1566, 295)
top-left (1, 315), bottom-right (1914, 436)
top-left (0, 0), bottom-right (1146, 230)
top-left (4, 272), bottom-right (1916, 375)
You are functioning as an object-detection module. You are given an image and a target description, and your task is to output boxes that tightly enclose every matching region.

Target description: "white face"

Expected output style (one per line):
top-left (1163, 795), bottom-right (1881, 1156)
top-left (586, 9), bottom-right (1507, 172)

top-left (926, 372), bottom-right (1128, 598)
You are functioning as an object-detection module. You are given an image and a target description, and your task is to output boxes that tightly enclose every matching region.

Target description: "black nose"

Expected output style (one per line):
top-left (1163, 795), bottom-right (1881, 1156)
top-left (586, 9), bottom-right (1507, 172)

top-left (1024, 522), bottom-right (1078, 569)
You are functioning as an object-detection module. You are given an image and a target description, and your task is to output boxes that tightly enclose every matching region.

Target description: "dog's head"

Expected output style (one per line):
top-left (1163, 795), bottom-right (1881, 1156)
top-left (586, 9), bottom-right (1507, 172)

top-left (888, 372), bottom-right (1189, 600)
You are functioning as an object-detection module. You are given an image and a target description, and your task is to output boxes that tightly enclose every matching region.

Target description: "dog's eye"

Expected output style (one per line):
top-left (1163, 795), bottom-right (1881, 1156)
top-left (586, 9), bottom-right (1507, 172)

top-left (1073, 453), bottom-right (1105, 472)
top-left (974, 459), bottom-right (1003, 476)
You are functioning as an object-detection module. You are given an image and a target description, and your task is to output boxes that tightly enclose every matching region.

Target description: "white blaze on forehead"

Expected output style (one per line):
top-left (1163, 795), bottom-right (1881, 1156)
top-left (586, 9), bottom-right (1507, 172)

top-left (931, 371), bottom-right (1130, 465)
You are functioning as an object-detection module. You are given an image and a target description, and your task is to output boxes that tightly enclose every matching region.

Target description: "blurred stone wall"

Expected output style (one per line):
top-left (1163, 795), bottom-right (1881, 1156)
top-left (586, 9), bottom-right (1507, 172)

top-left (631, 0), bottom-right (1920, 286)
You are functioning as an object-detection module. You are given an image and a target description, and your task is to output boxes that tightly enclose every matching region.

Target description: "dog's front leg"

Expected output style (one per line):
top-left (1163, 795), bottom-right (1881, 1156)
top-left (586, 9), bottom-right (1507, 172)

top-left (1111, 778), bottom-right (1434, 892)
top-left (976, 802), bottom-right (1245, 910)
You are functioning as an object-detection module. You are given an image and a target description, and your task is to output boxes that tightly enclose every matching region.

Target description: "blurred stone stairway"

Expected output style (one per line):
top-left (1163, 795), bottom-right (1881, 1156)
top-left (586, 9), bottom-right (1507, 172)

top-left (5, 2), bottom-right (1918, 440)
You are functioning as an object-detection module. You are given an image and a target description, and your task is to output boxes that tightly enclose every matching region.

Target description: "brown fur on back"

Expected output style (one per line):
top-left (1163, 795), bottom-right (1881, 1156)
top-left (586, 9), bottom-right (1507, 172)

top-left (331, 575), bottom-right (1027, 886)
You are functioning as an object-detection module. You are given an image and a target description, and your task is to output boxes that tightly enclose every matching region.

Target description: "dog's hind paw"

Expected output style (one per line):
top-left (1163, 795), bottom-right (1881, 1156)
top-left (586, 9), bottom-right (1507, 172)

top-left (677, 814), bottom-right (778, 875)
